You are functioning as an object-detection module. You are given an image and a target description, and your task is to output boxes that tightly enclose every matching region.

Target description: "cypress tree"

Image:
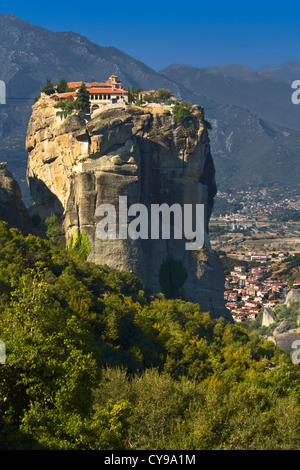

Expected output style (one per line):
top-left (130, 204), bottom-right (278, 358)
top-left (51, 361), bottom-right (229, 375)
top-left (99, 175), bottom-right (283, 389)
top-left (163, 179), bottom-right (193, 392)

top-left (75, 82), bottom-right (91, 112)
top-left (41, 78), bottom-right (55, 95)
top-left (57, 77), bottom-right (69, 93)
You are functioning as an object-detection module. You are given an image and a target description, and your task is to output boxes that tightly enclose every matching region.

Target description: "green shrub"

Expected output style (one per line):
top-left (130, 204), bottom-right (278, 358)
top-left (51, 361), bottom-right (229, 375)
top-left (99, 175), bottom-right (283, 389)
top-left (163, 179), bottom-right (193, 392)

top-left (172, 104), bottom-right (193, 125)
top-left (43, 213), bottom-right (65, 247)
top-left (157, 88), bottom-right (172, 101)
top-left (68, 231), bottom-right (91, 260)
top-left (54, 99), bottom-right (76, 119)
top-left (41, 78), bottom-right (55, 95)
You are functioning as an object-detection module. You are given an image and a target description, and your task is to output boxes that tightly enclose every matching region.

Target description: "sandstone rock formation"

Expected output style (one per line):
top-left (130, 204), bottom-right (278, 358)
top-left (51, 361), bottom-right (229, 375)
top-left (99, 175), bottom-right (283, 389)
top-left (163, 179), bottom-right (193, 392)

top-left (273, 332), bottom-right (300, 355)
top-left (0, 162), bottom-right (31, 233)
top-left (273, 320), bottom-right (291, 336)
top-left (26, 96), bottom-right (231, 320)
top-left (262, 306), bottom-right (276, 327)
top-left (285, 289), bottom-right (300, 306)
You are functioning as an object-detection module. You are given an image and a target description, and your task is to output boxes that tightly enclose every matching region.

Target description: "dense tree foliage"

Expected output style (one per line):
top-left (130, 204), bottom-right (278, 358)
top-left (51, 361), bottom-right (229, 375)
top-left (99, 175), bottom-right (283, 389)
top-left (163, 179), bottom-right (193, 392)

top-left (54, 83), bottom-right (91, 116)
top-left (41, 78), bottom-right (55, 96)
top-left (156, 89), bottom-right (172, 101)
top-left (54, 99), bottom-right (76, 119)
top-left (172, 104), bottom-right (193, 125)
top-left (0, 220), bottom-right (300, 449)
top-left (74, 82), bottom-right (91, 112)
top-left (212, 196), bottom-right (243, 216)
top-left (43, 214), bottom-right (65, 247)
top-left (56, 77), bottom-right (75, 94)
top-left (68, 231), bottom-right (91, 260)
top-left (270, 208), bottom-right (300, 222)
top-left (279, 254), bottom-right (300, 285)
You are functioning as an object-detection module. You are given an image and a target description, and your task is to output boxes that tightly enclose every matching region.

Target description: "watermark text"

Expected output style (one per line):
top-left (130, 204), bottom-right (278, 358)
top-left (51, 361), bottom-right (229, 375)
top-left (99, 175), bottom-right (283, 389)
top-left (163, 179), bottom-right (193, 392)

top-left (291, 340), bottom-right (300, 364)
top-left (291, 80), bottom-right (300, 105)
top-left (96, 196), bottom-right (205, 251)
top-left (0, 340), bottom-right (6, 365)
top-left (0, 81), bottom-right (6, 105)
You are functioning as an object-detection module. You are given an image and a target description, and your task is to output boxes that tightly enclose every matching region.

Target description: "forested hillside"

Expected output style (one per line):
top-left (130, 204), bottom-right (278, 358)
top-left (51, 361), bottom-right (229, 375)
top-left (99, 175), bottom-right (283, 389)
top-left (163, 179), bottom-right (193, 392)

top-left (1, 220), bottom-right (300, 450)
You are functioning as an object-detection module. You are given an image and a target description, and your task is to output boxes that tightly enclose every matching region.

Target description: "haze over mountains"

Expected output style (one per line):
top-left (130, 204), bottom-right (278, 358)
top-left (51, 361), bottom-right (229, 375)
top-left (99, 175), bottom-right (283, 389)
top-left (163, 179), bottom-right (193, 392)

top-left (160, 63), bottom-right (300, 132)
top-left (0, 12), bottom-right (300, 205)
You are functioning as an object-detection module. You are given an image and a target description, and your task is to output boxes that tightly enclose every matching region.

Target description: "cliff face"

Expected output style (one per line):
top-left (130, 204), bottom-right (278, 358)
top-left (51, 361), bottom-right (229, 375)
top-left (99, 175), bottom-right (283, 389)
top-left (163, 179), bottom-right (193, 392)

top-left (26, 96), bottom-right (231, 320)
top-left (0, 162), bottom-right (31, 233)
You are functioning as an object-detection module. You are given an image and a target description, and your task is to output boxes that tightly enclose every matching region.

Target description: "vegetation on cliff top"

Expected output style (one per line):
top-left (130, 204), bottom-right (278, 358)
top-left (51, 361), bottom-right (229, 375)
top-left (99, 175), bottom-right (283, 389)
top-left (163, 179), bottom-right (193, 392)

top-left (40, 79), bottom-right (210, 140)
top-left (1, 220), bottom-right (300, 449)
top-left (54, 82), bottom-right (91, 119)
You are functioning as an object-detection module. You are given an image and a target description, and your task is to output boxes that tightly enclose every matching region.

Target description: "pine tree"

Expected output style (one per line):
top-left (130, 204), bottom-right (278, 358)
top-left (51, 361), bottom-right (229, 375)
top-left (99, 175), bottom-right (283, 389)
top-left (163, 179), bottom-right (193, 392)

top-left (74, 82), bottom-right (91, 112)
top-left (56, 77), bottom-right (69, 93)
top-left (127, 88), bottom-right (132, 104)
top-left (41, 78), bottom-right (55, 95)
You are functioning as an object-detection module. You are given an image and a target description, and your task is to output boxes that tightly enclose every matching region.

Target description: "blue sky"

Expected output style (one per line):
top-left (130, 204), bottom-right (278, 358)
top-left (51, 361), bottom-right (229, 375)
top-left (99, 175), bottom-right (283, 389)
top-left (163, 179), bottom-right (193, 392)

top-left (1, 0), bottom-right (300, 70)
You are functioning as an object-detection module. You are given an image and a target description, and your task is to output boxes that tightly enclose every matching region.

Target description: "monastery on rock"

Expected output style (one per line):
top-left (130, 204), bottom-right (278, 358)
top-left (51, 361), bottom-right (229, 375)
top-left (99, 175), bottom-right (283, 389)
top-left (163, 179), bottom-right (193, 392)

top-left (52, 75), bottom-right (128, 112)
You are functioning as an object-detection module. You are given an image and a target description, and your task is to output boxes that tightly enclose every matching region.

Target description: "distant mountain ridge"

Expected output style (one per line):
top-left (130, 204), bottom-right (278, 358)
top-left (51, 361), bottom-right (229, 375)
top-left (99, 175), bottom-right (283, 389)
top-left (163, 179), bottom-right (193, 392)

top-left (160, 62), bottom-right (300, 131)
top-left (0, 13), bottom-right (189, 203)
top-left (257, 61), bottom-right (300, 84)
top-left (0, 13), bottom-right (299, 204)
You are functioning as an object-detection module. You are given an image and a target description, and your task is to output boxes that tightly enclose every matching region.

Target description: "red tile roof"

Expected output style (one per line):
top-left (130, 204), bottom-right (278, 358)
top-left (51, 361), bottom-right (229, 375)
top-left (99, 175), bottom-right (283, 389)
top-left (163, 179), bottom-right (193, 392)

top-left (67, 81), bottom-right (105, 88)
top-left (56, 88), bottom-right (127, 99)
top-left (56, 92), bottom-right (77, 98)
top-left (88, 88), bottom-right (127, 94)
top-left (67, 81), bottom-right (123, 89)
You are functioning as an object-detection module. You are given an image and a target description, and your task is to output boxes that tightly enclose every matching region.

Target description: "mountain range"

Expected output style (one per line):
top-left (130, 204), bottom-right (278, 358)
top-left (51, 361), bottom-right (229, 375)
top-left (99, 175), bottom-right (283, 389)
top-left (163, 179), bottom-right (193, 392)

top-left (160, 62), bottom-right (300, 132)
top-left (0, 13), bottom-right (300, 205)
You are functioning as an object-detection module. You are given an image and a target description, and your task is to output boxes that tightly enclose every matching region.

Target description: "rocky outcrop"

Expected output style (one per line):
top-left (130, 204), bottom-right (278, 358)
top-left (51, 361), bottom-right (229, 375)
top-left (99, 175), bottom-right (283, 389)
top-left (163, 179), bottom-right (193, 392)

top-left (0, 162), bottom-right (31, 233)
top-left (273, 320), bottom-right (291, 336)
top-left (26, 96), bottom-right (231, 321)
top-left (273, 332), bottom-right (300, 355)
top-left (262, 306), bottom-right (276, 327)
top-left (285, 289), bottom-right (300, 306)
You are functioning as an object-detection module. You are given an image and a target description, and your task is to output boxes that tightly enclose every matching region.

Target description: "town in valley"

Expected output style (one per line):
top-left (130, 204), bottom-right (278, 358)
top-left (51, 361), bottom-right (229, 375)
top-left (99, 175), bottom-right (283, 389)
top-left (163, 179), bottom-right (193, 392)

top-left (210, 189), bottom-right (300, 323)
